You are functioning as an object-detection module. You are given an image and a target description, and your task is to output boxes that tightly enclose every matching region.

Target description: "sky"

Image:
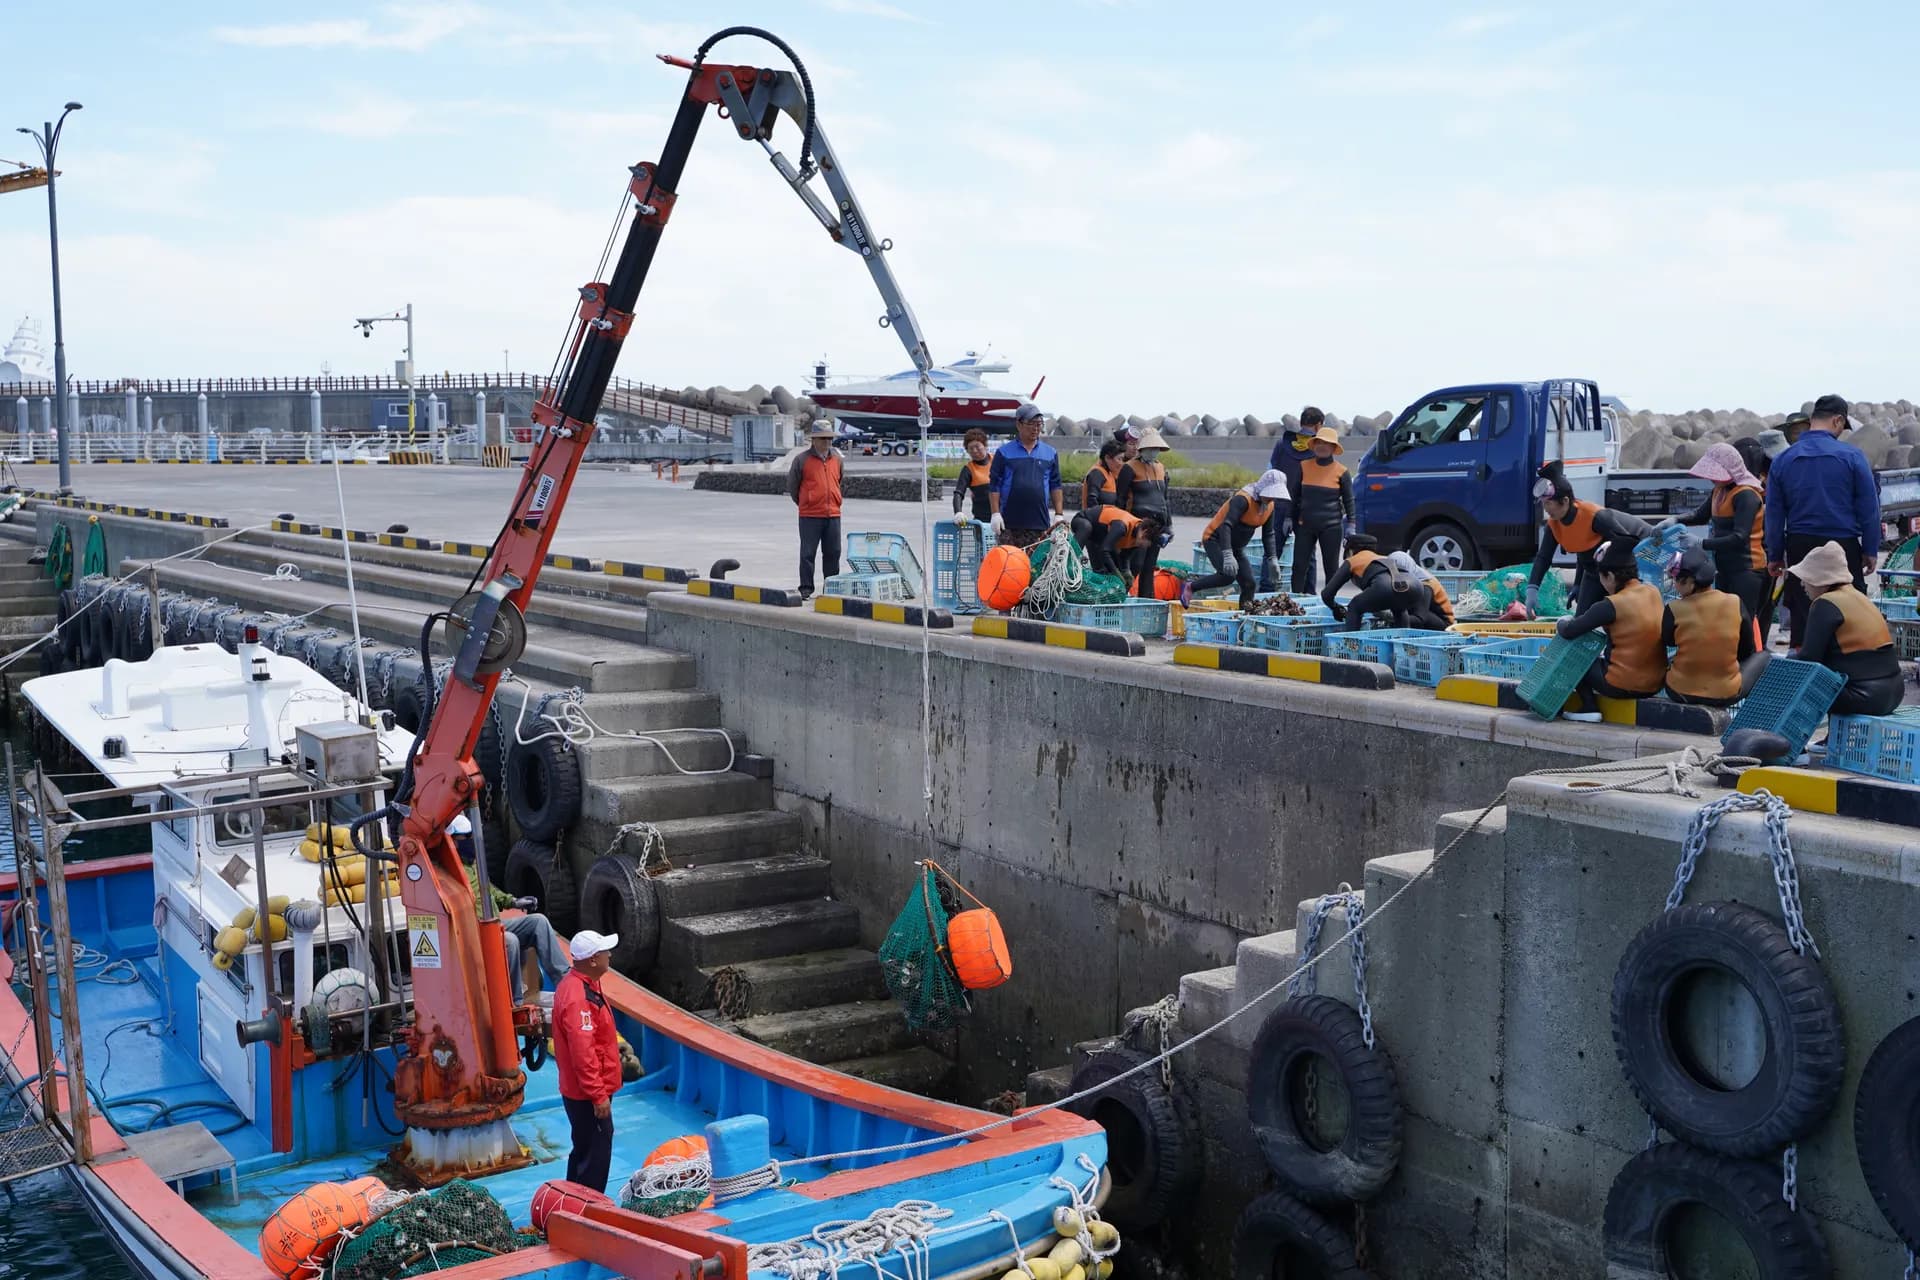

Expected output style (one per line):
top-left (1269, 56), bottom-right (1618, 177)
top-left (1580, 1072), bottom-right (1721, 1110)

top-left (2, 1), bottom-right (1916, 421)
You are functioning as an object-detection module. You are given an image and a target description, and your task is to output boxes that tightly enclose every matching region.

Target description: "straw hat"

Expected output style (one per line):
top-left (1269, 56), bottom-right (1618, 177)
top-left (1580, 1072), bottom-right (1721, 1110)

top-left (808, 421), bottom-right (837, 439)
top-left (1310, 426), bottom-right (1343, 454)
top-left (1787, 541), bottom-right (1853, 588)
top-left (1136, 427), bottom-right (1170, 451)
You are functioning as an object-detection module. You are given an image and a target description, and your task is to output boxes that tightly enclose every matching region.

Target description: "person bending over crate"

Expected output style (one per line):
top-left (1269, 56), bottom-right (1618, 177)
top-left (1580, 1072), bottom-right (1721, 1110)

top-left (1185, 469), bottom-right (1290, 610)
top-left (1388, 552), bottom-right (1454, 630)
top-left (1660, 548), bottom-right (1766, 707)
top-left (1325, 534), bottom-right (1429, 631)
top-left (1527, 460), bottom-right (1655, 616)
top-left (1555, 538), bottom-right (1668, 721)
top-left (1789, 540), bottom-right (1903, 716)
top-left (1070, 504), bottom-right (1142, 578)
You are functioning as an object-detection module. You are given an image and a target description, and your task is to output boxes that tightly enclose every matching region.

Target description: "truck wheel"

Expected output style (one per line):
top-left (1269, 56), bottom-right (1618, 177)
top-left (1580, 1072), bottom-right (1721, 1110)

top-left (1409, 521), bottom-right (1477, 573)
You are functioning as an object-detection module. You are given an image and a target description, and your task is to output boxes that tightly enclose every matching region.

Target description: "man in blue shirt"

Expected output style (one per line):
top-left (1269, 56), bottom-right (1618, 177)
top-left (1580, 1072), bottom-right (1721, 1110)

top-left (988, 404), bottom-right (1065, 550)
top-left (1764, 394), bottom-right (1880, 647)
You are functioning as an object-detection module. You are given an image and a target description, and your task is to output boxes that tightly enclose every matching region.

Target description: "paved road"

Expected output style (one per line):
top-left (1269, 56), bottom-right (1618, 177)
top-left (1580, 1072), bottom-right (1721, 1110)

top-left (29, 463), bottom-right (982, 589)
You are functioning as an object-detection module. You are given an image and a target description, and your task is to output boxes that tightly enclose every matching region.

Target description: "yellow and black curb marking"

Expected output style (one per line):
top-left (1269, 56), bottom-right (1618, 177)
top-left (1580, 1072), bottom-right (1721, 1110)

top-left (545, 553), bottom-right (599, 572)
top-left (317, 526), bottom-right (375, 544)
top-left (688, 579), bottom-right (803, 607)
top-left (1739, 766), bottom-right (1920, 828)
top-left (272, 518), bottom-right (322, 535)
top-left (1175, 643), bottom-right (1391, 687)
top-left (604, 561), bottom-right (692, 584)
top-left (813, 597), bottom-right (954, 629)
top-left (377, 533), bottom-right (442, 551)
top-left (1434, 675), bottom-right (1727, 735)
top-left (33, 492), bottom-right (228, 527)
top-left (387, 449), bottom-right (436, 465)
top-left (973, 615), bottom-right (1144, 656)
top-left (443, 542), bottom-right (491, 558)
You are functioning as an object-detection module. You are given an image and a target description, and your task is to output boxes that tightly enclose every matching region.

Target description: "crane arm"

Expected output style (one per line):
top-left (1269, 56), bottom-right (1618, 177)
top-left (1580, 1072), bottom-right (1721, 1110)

top-left (385, 29), bottom-right (936, 1181)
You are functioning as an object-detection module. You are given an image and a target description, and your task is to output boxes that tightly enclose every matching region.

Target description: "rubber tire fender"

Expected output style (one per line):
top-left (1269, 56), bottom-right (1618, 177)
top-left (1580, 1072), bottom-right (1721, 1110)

top-left (83, 596), bottom-right (113, 666)
top-left (1066, 1045), bottom-right (1200, 1230)
top-left (56, 590), bottom-right (82, 665)
top-left (475, 712), bottom-right (509, 798)
top-left (503, 839), bottom-right (580, 935)
top-left (1230, 1190), bottom-right (1374, 1280)
top-left (1602, 1142), bottom-right (1829, 1279)
top-left (390, 674), bottom-right (429, 734)
top-left (579, 856), bottom-right (661, 978)
top-left (1247, 994), bottom-right (1403, 1203)
top-left (116, 602), bottom-right (153, 662)
top-left (1855, 1014), bottom-right (1920, 1250)
top-left (479, 811), bottom-right (512, 889)
top-left (506, 732), bottom-right (584, 843)
top-left (1611, 900), bottom-right (1843, 1156)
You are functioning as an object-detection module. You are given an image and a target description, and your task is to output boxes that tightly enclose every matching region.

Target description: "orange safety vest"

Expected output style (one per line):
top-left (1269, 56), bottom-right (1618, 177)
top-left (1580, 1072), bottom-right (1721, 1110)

top-left (1097, 504), bottom-right (1143, 530)
top-left (1298, 460), bottom-right (1348, 491)
top-left (1082, 462), bottom-right (1121, 510)
top-left (961, 458), bottom-right (994, 491)
top-left (1346, 549), bottom-right (1380, 578)
top-left (1823, 585), bottom-right (1894, 654)
top-left (1427, 577), bottom-right (1455, 624)
top-left (795, 450), bottom-right (843, 518)
top-left (1665, 589), bottom-right (1742, 701)
top-left (1603, 579), bottom-right (1668, 694)
top-left (1202, 487), bottom-right (1273, 539)
top-left (1711, 483), bottom-right (1766, 572)
top-left (1548, 500), bottom-right (1605, 554)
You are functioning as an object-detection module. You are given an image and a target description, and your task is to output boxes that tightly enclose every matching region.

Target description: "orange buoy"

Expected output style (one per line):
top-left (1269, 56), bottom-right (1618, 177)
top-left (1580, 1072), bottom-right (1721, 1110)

top-left (530, 1179), bottom-right (615, 1235)
top-left (645, 1134), bottom-right (715, 1209)
top-left (259, 1182), bottom-right (360, 1280)
top-left (977, 545), bottom-right (1032, 612)
top-left (947, 907), bottom-right (1013, 990)
top-left (340, 1175), bottom-right (388, 1221)
top-left (1152, 570), bottom-right (1183, 601)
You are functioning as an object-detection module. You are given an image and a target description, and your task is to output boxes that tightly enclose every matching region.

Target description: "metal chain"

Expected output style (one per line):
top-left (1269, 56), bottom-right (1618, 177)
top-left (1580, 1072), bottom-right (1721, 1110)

top-left (1122, 994), bottom-right (1179, 1091)
top-left (1302, 1059), bottom-right (1321, 1127)
top-left (1782, 1144), bottom-right (1798, 1212)
top-left (1664, 788), bottom-right (1818, 957)
top-left (1289, 888), bottom-right (1374, 1049)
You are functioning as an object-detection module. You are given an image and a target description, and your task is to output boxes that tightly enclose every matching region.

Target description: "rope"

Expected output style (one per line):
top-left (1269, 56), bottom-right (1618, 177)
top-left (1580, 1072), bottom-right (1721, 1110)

top-left (1020, 525), bottom-right (1084, 616)
top-left (771, 748), bottom-right (1740, 1172)
top-left (505, 676), bottom-right (736, 777)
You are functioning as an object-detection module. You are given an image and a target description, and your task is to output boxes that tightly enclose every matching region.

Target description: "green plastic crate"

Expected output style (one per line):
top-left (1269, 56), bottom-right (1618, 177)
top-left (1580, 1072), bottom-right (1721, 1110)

top-left (1516, 632), bottom-right (1607, 720)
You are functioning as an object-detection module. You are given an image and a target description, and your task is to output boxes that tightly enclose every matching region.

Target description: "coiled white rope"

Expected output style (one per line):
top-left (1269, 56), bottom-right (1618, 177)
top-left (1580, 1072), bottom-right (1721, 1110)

top-left (1020, 525), bottom-right (1084, 617)
top-left (503, 676), bottom-right (736, 777)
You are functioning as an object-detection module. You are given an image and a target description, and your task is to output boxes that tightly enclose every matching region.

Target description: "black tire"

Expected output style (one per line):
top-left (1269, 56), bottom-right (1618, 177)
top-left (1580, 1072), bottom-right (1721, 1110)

top-left (1855, 1015), bottom-right (1920, 1250)
top-left (56, 590), bottom-right (81, 665)
top-left (503, 839), bottom-right (579, 935)
top-left (116, 602), bottom-right (153, 662)
top-left (1603, 1143), bottom-right (1829, 1279)
top-left (1067, 1046), bottom-right (1200, 1229)
top-left (506, 733), bottom-right (583, 843)
top-left (579, 856), bottom-right (661, 978)
top-left (1408, 520), bottom-right (1478, 574)
top-left (1247, 994), bottom-right (1403, 1203)
top-left (475, 713), bottom-right (508, 797)
top-left (391, 675), bottom-right (428, 733)
top-left (1230, 1190), bottom-right (1372, 1280)
top-left (81, 598), bottom-right (110, 667)
top-left (1611, 901), bottom-right (1843, 1156)
top-left (479, 811), bottom-right (511, 888)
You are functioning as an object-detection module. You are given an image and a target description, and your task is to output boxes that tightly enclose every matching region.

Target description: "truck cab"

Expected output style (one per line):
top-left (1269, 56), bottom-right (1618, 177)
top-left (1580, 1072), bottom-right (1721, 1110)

top-left (1354, 379), bottom-right (1609, 571)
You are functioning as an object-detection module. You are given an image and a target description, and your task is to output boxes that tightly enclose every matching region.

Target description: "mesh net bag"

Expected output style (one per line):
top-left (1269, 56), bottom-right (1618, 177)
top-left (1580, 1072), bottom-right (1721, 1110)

top-left (619, 1153), bottom-right (712, 1217)
top-left (1882, 533), bottom-right (1920, 596)
top-left (878, 864), bottom-right (971, 1032)
top-left (328, 1179), bottom-right (519, 1279)
top-left (1454, 563), bottom-right (1570, 620)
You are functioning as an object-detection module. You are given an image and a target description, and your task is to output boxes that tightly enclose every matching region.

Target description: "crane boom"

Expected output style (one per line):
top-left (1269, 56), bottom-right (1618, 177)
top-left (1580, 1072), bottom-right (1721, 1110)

top-left (383, 29), bottom-right (937, 1183)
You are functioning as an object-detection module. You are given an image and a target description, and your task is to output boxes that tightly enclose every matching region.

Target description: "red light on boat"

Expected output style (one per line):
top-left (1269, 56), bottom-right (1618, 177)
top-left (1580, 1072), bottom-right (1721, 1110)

top-left (244, 625), bottom-right (260, 644)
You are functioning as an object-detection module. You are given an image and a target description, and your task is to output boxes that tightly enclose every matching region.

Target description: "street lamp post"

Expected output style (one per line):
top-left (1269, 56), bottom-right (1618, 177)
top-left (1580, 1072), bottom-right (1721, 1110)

top-left (354, 303), bottom-right (419, 446)
top-left (14, 102), bottom-right (82, 493)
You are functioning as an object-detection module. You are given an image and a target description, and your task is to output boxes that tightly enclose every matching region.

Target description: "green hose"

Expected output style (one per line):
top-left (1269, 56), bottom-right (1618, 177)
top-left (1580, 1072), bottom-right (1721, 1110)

top-left (42, 524), bottom-right (72, 590)
top-left (81, 517), bottom-right (108, 577)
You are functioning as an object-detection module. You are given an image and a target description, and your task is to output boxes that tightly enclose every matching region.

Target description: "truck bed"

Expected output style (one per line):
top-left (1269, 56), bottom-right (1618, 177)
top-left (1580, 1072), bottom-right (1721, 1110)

top-left (1607, 467), bottom-right (1920, 519)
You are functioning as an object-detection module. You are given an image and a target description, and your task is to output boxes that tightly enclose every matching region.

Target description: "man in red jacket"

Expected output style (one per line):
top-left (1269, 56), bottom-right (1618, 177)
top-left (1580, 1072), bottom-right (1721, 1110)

top-left (552, 929), bottom-right (621, 1192)
top-left (787, 421), bottom-right (845, 600)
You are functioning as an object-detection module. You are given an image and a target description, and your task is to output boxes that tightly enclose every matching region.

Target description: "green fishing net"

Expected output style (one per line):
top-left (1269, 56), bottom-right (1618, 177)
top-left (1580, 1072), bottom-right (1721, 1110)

top-left (877, 864), bottom-right (970, 1032)
top-left (1455, 564), bottom-right (1569, 619)
top-left (1882, 534), bottom-right (1920, 596)
top-left (328, 1180), bottom-right (520, 1280)
top-left (1025, 539), bottom-right (1130, 605)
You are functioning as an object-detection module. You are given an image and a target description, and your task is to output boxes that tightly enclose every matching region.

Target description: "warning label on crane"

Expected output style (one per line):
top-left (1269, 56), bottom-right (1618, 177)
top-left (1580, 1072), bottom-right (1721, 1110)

top-left (407, 914), bottom-right (442, 969)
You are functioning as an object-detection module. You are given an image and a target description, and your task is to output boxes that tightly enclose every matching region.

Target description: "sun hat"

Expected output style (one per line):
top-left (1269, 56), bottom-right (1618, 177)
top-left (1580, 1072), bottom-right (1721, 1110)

top-left (807, 421), bottom-right (836, 438)
top-left (1250, 469), bottom-right (1290, 500)
top-left (1136, 428), bottom-right (1170, 451)
top-left (1310, 426), bottom-right (1343, 454)
top-left (569, 930), bottom-right (620, 961)
top-left (1787, 541), bottom-right (1854, 588)
top-left (1689, 441), bottom-right (1761, 489)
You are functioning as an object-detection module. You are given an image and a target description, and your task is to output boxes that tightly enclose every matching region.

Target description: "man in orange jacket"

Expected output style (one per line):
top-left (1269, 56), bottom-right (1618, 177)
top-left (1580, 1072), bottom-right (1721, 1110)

top-left (553, 929), bottom-right (622, 1192)
top-left (788, 421), bottom-right (845, 599)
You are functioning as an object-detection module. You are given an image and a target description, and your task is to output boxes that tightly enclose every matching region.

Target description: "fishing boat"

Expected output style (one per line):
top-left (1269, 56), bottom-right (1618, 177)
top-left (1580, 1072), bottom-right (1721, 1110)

top-left (808, 352), bottom-right (1041, 437)
top-left (0, 641), bottom-right (1107, 1280)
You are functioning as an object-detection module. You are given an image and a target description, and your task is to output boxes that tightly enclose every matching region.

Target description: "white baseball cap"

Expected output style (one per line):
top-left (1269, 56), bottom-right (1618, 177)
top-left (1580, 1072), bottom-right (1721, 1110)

top-left (569, 929), bottom-right (620, 961)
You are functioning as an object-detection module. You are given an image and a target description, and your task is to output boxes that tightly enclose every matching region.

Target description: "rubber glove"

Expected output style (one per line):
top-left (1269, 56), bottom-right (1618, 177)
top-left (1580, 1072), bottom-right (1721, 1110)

top-left (1330, 602), bottom-right (1347, 622)
top-left (1221, 554), bottom-right (1239, 578)
top-left (1049, 511), bottom-right (1069, 527)
top-left (1654, 516), bottom-right (1681, 531)
top-left (954, 513), bottom-right (970, 527)
top-left (1524, 584), bottom-right (1540, 618)
top-left (1157, 530), bottom-right (1174, 548)
top-left (990, 513), bottom-right (1005, 537)
top-left (1343, 520), bottom-right (1358, 537)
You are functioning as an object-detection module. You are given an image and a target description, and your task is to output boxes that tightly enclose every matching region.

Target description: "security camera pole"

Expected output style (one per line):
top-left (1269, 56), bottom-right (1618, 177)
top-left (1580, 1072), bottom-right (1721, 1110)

top-left (9, 102), bottom-right (83, 493)
top-left (353, 303), bottom-right (419, 448)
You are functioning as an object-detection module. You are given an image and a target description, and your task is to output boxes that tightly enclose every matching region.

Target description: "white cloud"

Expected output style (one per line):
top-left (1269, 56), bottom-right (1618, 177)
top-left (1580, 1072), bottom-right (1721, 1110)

top-left (1447, 11), bottom-right (1525, 37)
top-left (819, 0), bottom-right (930, 22)
top-left (1289, 15), bottom-right (1345, 47)
top-left (212, 4), bottom-right (480, 52)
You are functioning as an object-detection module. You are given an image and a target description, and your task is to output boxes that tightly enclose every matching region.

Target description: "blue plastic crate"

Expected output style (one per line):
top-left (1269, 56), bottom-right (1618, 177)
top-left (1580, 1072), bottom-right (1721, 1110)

top-left (844, 531), bottom-right (924, 599)
top-left (823, 571), bottom-right (908, 601)
top-left (1879, 596), bottom-right (1920, 623)
top-left (1430, 570), bottom-right (1482, 600)
top-left (1051, 600), bottom-right (1171, 636)
top-left (1241, 616), bottom-right (1342, 655)
top-left (931, 520), bottom-right (994, 613)
top-left (1723, 658), bottom-right (1847, 756)
top-left (1826, 708), bottom-right (1920, 782)
top-left (1390, 633), bottom-right (1482, 686)
top-left (1633, 526), bottom-right (1689, 602)
top-left (1323, 627), bottom-right (1428, 665)
top-left (1459, 636), bottom-right (1556, 681)
top-left (1183, 612), bottom-right (1244, 646)
top-left (1189, 539), bottom-right (1290, 575)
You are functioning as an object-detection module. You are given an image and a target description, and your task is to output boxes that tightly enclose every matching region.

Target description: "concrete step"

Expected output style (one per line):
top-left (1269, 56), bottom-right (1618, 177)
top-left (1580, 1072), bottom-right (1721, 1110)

top-left (578, 810), bottom-right (803, 871)
top-left (653, 854), bottom-right (832, 918)
top-left (0, 595), bottom-right (56, 617)
top-left (735, 999), bottom-right (916, 1063)
top-left (576, 729), bottom-right (743, 779)
top-left (826, 1046), bottom-right (953, 1096)
top-left (234, 528), bottom-right (674, 604)
top-left (1228, 929), bottom-right (1299, 1052)
top-left (584, 774), bottom-right (775, 825)
top-left (661, 899), bottom-right (862, 969)
top-left (1176, 965), bottom-right (1238, 1038)
top-left (0, 564), bottom-right (49, 584)
top-left (200, 540), bottom-right (650, 643)
top-left (497, 687), bottom-right (721, 735)
top-left (1024, 1064), bottom-right (1075, 1107)
top-left (695, 948), bottom-right (888, 1016)
top-left (137, 559), bottom-right (692, 693)
top-left (0, 614), bottom-right (55, 638)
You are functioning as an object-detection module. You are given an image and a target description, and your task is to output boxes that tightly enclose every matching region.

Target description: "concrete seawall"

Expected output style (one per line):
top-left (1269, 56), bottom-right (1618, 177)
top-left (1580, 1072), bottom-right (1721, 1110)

top-left (645, 594), bottom-right (1699, 1093)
